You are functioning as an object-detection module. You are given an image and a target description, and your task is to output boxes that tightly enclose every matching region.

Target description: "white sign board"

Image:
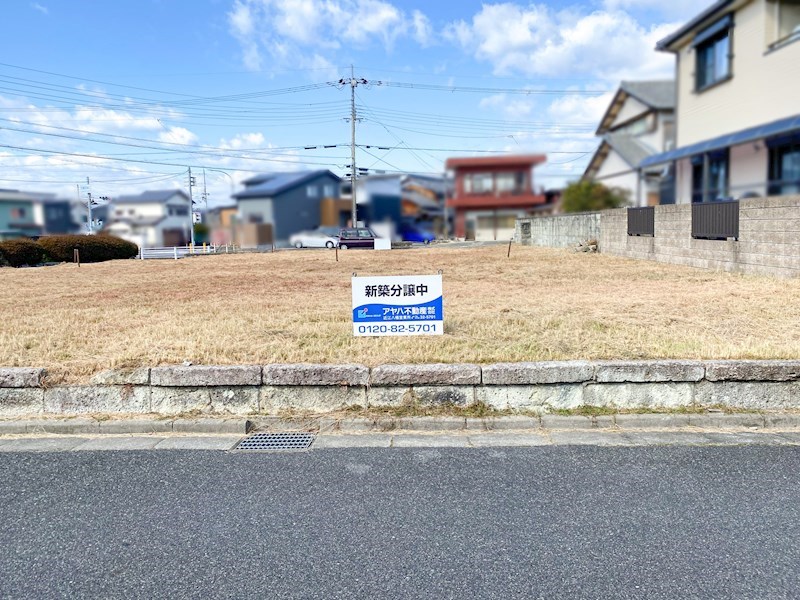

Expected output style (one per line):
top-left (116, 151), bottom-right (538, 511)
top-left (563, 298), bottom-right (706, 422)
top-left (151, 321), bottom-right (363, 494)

top-left (192, 211), bottom-right (202, 224)
top-left (373, 238), bottom-right (392, 250)
top-left (352, 274), bottom-right (443, 337)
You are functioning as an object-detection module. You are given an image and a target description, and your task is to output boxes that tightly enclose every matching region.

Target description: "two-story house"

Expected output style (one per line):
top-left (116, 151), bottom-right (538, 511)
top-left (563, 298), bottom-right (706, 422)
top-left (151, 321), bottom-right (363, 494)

top-left (445, 155), bottom-right (550, 241)
top-left (640, 0), bottom-right (800, 203)
top-left (233, 170), bottom-right (341, 245)
top-left (105, 190), bottom-right (192, 247)
top-left (582, 81), bottom-right (676, 206)
top-left (351, 173), bottom-right (448, 239)
top-left (0, 189), bottom-right (40, 240)
top-left (32, 197), bottom-right (75, 235)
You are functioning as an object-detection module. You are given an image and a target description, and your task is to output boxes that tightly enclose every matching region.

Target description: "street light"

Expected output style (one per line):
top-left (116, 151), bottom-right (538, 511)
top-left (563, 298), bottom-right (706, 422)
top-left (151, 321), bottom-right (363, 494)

top-left (203, 168), bottom-right (236, 197)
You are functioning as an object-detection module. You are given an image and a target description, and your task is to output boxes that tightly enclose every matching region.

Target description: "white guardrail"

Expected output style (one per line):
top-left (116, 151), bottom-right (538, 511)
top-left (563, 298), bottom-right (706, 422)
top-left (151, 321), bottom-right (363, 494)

top-left (139, 244), bottom-right (217, 260)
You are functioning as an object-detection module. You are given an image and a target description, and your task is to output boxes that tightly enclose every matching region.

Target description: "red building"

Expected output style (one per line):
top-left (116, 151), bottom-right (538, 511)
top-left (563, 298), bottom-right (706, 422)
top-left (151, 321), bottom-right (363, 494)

top-left (445, 154), bottom-right (549, 240)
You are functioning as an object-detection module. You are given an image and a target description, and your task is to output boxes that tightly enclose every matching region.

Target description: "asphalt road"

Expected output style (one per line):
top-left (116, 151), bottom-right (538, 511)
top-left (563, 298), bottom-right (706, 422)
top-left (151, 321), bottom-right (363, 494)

top-left (1, 447), bottom-right (799, 599)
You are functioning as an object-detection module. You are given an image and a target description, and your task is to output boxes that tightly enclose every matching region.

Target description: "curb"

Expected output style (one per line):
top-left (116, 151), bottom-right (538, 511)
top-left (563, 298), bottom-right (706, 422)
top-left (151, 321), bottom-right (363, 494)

top-left (0, 418), bottom-right (251, 436)
top-left (248, 412), bottom-right (800, 433)
top-left (2, 413), bottom-right (800, 436)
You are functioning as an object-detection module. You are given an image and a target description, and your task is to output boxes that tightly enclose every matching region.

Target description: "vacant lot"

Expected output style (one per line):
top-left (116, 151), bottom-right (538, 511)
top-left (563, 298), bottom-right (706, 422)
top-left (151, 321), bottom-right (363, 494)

top-left (1, 244), bottom-right (799, 382)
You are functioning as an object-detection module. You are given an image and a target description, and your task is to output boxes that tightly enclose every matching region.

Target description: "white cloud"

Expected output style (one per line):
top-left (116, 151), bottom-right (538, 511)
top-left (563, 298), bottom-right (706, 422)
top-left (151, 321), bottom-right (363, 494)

top-left (158, 126), bottom-right (198, 145)
top-left (218, 132), bottom-right (266, 150)
top-left (445, 4), bottom-right (680, 82)
top-left (228, 0), bottom-right (262, 70)
top-left (479, 93), bottom-right (536, 119)
top-left (0, 95), bottom-right (168, 136)
top-left (31, 3), bottom-right (48, 15)
top-left (227, 0), bottom-right (430, 71)
top-left (412, 10), bottom-right (433, 46)
top-left (344, 0), bottom-right (406, 47)
top-left (547, 93), bottom-right (614, 124)
top-left (602, 0), bottom-right (704, 21)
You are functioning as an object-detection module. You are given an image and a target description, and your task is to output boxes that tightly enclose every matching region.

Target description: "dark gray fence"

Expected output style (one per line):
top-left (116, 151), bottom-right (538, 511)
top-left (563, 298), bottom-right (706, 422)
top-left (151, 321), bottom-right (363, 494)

top-left (691, 200), bottom-right (739, 240)
top-left (627, 207), bottom-right (655, 236)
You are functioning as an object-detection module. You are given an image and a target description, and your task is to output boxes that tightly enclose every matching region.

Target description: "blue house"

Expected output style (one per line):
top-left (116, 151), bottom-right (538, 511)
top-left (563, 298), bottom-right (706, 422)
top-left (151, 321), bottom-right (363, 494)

top-left (233, 170), bottom-right (340, 245)
top-left (34, 198), bottom-right (75, 235)
top-left (0, 189), bottom-right (41, 239)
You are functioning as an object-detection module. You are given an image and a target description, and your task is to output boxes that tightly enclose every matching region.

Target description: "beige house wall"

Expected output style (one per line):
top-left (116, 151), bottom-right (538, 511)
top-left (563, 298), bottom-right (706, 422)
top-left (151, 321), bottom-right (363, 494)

top-left (610, 96), bottom-right (649, 127)
top-left (673, 143), bottom-right (768, 203)
top-left (637, 122), bottom-right (665, 154)
top-left (675, 0), bottom-right (800, 147)
top-left (730, 142), bottom-right (769, 196)
top-left (595, 148), bottom-right (642, 205)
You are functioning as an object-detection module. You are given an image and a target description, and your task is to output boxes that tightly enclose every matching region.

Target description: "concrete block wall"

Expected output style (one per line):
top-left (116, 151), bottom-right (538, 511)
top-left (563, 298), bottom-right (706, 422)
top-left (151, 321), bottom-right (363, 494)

top-left (2, 361), bottom-right (800, 417)
top-left (516, 212), bottom-right (600, 248)
top-left (600, 196), bottom-right (800, 277)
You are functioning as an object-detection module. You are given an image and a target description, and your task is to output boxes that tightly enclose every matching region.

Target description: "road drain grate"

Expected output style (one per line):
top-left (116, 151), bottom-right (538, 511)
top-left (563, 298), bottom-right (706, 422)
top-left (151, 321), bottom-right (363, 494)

top-left (235, 432), bottom-right (316, 451)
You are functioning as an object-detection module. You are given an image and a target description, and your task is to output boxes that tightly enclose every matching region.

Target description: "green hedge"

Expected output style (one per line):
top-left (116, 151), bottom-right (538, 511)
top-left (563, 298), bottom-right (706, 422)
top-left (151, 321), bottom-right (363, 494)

top-left (0, 234), bottom-right (138, 267)
top-left (38, 234), bottom-right (139, 263)
top-left (0, 238), bottom-right (45, 267)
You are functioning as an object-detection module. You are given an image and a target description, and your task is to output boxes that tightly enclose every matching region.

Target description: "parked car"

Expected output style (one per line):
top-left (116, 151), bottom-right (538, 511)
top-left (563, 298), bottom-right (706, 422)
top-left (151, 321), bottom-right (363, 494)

top-left (400, 222), bottom-right (435, 244)
top-left (337, 227), bottom-right (379, 249)
top-left (289, 228), bottom-right (339, 249)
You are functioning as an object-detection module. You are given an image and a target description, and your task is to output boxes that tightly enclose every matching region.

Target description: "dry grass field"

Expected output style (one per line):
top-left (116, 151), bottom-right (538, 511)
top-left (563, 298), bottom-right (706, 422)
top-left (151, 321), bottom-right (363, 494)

top-left (1, 244), bottom-right (799, 383)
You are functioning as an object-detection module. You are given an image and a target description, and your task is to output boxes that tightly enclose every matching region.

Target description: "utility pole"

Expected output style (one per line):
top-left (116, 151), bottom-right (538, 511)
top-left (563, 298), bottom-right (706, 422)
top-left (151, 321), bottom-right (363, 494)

top-left (340, 66), bottom-right (367, 227)
top-left (80, 178), bottom-right (107, 234)
top-left (202, 169), bottom-right (209, 214)
top-left (84, 177), bottom-right (95, 234)
top-left (188, 167), bottom-right (196, 248)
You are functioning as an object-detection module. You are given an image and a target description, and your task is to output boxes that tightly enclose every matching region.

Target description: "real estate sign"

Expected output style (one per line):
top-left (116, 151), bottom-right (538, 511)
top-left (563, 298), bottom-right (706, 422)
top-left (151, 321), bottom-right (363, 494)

top-left (352, 274), bottom-right (443, 337)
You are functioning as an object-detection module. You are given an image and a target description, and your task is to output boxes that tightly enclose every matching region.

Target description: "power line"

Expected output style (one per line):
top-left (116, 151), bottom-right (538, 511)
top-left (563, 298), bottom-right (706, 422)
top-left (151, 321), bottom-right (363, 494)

top-left (0, 142), bottom-right (346, 171)
top-left (0, 123), bottom-right (350, 163)
top-left (375, 81), bottom-right (610, 95)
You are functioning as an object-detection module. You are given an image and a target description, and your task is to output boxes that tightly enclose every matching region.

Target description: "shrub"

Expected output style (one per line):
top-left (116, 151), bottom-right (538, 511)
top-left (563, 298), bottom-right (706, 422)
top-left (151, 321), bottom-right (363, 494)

top-left (561, 181), bottom-right (630, 213)
top-left (0, 238), bottom-right (44, 267)
top-left (37, 234), bottom-right (138, 263)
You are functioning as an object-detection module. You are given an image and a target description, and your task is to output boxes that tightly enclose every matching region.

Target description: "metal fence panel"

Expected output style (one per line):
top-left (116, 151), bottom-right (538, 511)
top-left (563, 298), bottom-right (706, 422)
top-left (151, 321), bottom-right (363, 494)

top-left (627, 207), bottom-right (655, 236)
top-left (138, 245), bottom-right (216, 260)
top-left (691, 200), bottom-right (739, 240)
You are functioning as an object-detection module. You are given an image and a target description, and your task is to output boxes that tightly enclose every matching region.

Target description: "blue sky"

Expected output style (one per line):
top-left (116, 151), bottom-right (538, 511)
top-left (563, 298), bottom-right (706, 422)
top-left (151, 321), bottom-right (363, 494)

top-left (0, 0), bottom-right (709, 206)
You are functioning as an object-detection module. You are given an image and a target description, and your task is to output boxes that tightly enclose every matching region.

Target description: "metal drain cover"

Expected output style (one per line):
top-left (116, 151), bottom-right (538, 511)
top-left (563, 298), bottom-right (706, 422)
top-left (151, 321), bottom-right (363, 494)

top-left (235, 432), bottom-right (315, 451)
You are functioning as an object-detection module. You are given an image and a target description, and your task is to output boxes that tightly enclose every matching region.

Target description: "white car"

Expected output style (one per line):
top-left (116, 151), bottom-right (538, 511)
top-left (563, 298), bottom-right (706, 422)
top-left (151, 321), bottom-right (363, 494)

top-left (289, 228), bottom-right (339, 249)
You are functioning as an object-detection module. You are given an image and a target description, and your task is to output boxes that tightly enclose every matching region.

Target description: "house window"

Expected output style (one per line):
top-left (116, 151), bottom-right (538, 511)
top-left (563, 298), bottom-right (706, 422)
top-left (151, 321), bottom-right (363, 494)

top-left (620, 114), bottom-right (655, 136)
top-left (323, 184), bottom-right (335, 197)
top-left (771, 0), bottom-right (800, 47)
top-left (306, 185), bottom-right (319, 198)
top-left (464, 173), bottom-right (493, 194)
top-left (10, 207), bottom-right (26, 219)
top-left (768, 133), bottom-right (800, 195)
top-left (694, 16), bottom-right (732, 91)
top-left (691, 150), bottom-right (730, 202)
top-left (495, 174), bottom-right (515, 193)
top-left (495, 172), bottom-right (526, 194)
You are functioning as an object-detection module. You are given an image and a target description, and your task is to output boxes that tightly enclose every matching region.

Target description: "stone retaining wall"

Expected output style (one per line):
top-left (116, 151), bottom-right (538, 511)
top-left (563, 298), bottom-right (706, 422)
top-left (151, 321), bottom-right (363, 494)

top-left (515, 196), bottom-right (800, 278)
top-left (2, 361), bottom-right (800, 417)
top-left (515, 212), bottom-right (600, 248)
top-left (600, 196), bottom-right (800, 278)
